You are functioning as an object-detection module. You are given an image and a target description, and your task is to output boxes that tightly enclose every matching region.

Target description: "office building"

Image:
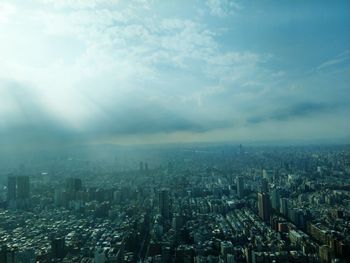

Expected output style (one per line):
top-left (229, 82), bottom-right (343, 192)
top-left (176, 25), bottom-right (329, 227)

top-left (51, 237), bottom-right (66, 259)
top-left (280, 198), bottom-right (289, 217)
top-left (258, 192), bottom-right (271, 222)
top-left (237, 177), bottom-right (245, 198)
top-left (66, 178), bottom-right (82, 192)
top-left (159, 189), bottom-right (170, 220)
top-left (16, 176), bottom-right (30, 199)
top-left (261, 178), bottom-right (268, 193)
top-left (271, 188), bottom-right (280, 211)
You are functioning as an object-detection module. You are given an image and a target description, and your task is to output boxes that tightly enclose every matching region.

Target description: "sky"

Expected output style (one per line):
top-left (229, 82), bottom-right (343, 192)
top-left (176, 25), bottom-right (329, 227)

top-left (0, 0), bottom-right (349, 148)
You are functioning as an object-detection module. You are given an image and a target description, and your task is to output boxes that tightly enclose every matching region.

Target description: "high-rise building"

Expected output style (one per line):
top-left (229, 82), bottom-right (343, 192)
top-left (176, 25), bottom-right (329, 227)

top-left (159, 189), bottom-right (170, 220)
top-left (65, 178), bottom-right (83, 205)
top-left (16, 176), bottom-right (30, 199)
top-left (7, 175), bottom-right (30, 209)
top-left (258, 192), bottom-right (271, 222)
top-left (239, 144), bottom-right (244, 155)
top-left (271, 188), bottom-right (280, 211)
top-left (237, 177), bottom-right (245, 198)
top-left (51, 237), bottom-right (66, 259)
top-left (66, 178), bottom-right (82, 192)
top-left (280, 197), bottom-right (289, 217)
top-left (319, 245), bottom-right (331, 263)
top-left (7, 176), bottom-right (17, 201)
top-left (139, 161), bottom-right (144, 171)
top-left (261, 178), bottom-right (269, 193)
top-left (0, 245), bottom-right (7, 263)
top-left (262, 169), bottom-right (268, 178)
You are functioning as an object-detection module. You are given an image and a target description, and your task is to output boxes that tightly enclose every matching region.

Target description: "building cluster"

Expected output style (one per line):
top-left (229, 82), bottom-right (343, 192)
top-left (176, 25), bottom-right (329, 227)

top-left (0, 145), bottom-right (349, 262)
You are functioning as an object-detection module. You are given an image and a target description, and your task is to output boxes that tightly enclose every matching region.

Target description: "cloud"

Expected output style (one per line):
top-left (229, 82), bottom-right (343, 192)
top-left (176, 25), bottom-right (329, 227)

top-left (206, 0), bottom-right (242, 17)
top-left (14, 2), bottom-right (271, 126)
top-left (317, 50), bottom-right (350, 70)
top-left (247, 102), bottom-right (346, 124)
top-left (0, 79), bottom-right (235, 149)
top-left (0, 0), bottom-right (348, 147)
top-left (92, 107), bottom-right (204, 135)
top-left (0, 81), bottom-right (78, 147)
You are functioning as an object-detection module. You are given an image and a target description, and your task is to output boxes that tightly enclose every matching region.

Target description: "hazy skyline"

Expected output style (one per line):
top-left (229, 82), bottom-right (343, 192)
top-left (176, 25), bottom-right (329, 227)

top-left (0, 0), bottom-right (349, 146)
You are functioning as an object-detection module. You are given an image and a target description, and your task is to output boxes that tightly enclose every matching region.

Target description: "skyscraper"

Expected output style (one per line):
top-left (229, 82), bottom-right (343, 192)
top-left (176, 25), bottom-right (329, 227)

top-left (280, 198), bottom-right (289, 217)
top-left (258, 192), bottom-right (271, 222)
top-left (7, 175), bottom-right (30, 209)
top-left (271, 188), bottom-right (280, 211)
top-left (237, 177), bottom-right (245, 198)
top-left (261, 178), bottom-right (269, 193)
top-left (159, 189), bottom-right (170, 220)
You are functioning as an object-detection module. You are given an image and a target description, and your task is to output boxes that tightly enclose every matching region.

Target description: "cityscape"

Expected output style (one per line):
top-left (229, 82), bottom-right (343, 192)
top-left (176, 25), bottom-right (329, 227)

top-left (0, 0), bottom-right (349, 263)
top-left (0, 144), bottom-right (350, 262)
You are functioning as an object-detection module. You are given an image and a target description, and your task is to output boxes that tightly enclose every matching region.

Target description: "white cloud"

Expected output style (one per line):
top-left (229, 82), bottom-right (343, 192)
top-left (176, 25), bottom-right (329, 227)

top-left (317, 50), bottom-right (350, 70)
top-left (0, 0), bottom-right (278, 134)
top-left (206, 0), bottom-right (242, 17)
top-left (1, 0), bottom-right (345, 144)
top-left (38, 0), bottom-right (117, 9)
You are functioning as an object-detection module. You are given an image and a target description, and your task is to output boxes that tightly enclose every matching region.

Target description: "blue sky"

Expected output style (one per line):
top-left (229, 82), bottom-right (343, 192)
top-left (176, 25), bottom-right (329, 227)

top-left (0, 0), bottom-right (349, 146)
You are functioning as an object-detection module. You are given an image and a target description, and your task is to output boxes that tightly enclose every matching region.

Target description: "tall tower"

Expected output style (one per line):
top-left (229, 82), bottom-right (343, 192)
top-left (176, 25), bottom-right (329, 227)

top-left (261, 178), bottom-right (269, 193)
top-left (258, 192), bottom-right (271, 222)
top-left (236, 177), bottom-right (245, 198)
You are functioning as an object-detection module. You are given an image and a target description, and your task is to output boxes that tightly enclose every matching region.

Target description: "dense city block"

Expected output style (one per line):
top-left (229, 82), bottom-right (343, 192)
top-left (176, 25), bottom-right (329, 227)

top-left (0, 144), bottom-right (349, 263)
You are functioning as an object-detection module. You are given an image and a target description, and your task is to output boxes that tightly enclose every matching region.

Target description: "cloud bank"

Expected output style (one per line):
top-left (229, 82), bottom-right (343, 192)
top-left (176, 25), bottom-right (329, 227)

top-left (0, 0), bottom-right (349, 147)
